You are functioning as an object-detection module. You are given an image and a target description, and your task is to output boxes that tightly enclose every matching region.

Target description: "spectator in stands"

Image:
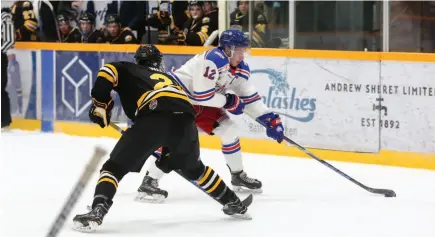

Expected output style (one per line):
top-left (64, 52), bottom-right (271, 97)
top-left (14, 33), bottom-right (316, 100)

top-left (230, 1), bottom-right (270, 48)
top-left (78, 12), bottom-right (103, 43)
top-left (57, 13), bottom-right (82, 42)
top-left (181, 1), bottom-right (216, 46)
top-left (202, 0), bottom-right (219, 46)
top-left (102, 14), bottom-right (137, 44)
top-left (147, 1), bottom-right (172, 44)
top-left (147, 1), bottom-right (190, 45)
top-left (106, 1), bottom-right (147, 42)
top-left (11, 1), bottom-right (39, 41)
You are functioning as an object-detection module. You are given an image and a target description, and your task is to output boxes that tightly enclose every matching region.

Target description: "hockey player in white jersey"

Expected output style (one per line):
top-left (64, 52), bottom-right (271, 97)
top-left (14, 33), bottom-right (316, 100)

top-left (136, 29), bottom-right (284, 202)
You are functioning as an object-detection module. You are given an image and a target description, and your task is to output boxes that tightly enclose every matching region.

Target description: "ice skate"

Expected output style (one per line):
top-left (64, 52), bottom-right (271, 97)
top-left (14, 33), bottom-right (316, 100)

top-left (135, 175), bottom-right (168, 203)
top-left (222, 193), bottom-right (253, 220)
top-left (231, 171), bottom-right (263, 193)
top-left (72, 202), bottom-right (111, 232)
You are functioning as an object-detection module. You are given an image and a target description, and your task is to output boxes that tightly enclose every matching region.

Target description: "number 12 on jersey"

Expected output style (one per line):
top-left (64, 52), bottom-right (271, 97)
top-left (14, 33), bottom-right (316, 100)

top-left (203, 66), bottom-right (216, 80)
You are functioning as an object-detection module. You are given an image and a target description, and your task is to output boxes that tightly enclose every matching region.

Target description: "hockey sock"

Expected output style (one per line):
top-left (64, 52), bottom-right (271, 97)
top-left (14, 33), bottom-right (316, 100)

top-left (195, 166), bottom-right (234, 203)
top-left (222, 139), bottom-right (244, 173)
top-left (92, 170), bottom-right (118, 208)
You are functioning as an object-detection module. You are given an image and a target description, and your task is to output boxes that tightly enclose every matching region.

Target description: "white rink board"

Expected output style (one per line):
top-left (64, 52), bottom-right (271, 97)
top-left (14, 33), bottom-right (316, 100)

top-left (233, 56), bottom-right (435, 153)
top-left (380, 61), bottom-right (435, 153)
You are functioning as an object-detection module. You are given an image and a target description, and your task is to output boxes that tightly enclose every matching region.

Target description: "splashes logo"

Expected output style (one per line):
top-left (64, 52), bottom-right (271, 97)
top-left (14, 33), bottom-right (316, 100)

top-left (251, 69), bottom-right (316, 122)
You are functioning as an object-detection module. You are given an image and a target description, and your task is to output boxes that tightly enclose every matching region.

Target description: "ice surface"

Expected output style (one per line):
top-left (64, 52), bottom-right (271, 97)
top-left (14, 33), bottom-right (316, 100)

top-left (1, 130), bottom-right (434, 237)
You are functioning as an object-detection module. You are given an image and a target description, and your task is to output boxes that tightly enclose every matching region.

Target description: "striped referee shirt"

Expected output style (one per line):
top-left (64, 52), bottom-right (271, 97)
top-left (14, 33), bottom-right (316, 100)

top-left (2, 11), bottom-right (15, 53)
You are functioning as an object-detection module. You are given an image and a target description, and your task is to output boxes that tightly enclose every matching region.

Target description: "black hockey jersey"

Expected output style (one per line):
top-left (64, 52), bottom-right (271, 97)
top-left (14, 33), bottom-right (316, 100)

top-left (92, 61), bottom-right (194, 121)
top-left (11, 1), bottom-right (38, 41)
top-left (60, 27), bottom-right (82, 43)
top-left (103, 28), bottom-right (137, 44)
top-left (230, 9), bottom-right (270, 47)
top-left (82, 29), bottom-right (103, 43)
top-left (183, 11), bottom-right (217, 46)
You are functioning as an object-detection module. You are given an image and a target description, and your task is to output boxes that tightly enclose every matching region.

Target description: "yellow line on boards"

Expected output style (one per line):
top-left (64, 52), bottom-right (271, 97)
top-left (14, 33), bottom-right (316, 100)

top-left (8, 119), bottom-right (435, 170)
top-left (14, 42), bottom-right (435, 62)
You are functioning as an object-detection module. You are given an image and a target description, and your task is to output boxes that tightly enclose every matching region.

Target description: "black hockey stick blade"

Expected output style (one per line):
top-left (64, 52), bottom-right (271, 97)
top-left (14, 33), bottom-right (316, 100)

top-left (242, 194), bottom-right (254, 207)
top-left (255, 119), bottom-right (396, 197)
top-left (367, 188), bottom-right (396, 197)
top-left (46, 146), bottom-right (107, 237)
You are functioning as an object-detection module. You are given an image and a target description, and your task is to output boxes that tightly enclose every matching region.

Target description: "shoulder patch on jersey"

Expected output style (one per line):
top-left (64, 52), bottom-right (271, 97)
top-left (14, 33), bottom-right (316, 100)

top-left (257, 14), bottom-right (264, 22)
top-left (125, 35), bottom-right (132, 42)
top-left (202, 17), bottom-right (210, 24)
top-left (204, 48), bottom-right (229, 73)
top-left (213, 50), bottom-right (225, 59)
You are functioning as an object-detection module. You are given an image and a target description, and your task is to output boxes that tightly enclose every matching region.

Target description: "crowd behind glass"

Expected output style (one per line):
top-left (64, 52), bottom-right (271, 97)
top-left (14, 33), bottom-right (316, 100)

top-left (3, 0), bottom-right (434, 52)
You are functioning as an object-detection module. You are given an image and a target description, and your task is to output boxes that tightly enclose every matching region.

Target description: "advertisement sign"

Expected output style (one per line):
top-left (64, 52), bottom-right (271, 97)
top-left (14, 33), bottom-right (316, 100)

top-left (380, 61), bottom-right (435, 153)
top-left (234, 56), bottom-right (381, 152)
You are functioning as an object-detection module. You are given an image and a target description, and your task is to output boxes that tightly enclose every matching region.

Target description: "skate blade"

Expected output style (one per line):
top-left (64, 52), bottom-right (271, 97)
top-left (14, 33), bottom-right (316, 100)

top-left (134, 192), bottom-right (166, 203)
top-left (233, 185), bottom-right (263, 194)
top-left (72, 221), bottom-right (99, 232)
top-left (229, 212), bottom-right (252, 220)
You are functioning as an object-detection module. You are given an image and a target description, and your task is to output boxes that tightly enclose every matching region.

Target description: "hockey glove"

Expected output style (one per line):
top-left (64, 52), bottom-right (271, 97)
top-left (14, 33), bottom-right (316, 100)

top-left (89, 98), bottom-right (114, 128)
top-left (224, 93), bottom-right (245, 115)
top-left (257, 113), bottom-right (284, 143)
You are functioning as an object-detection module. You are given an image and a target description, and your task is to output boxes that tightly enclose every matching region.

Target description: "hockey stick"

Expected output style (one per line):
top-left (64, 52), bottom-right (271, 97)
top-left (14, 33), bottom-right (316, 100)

top-left (108, 122), bottom-right (253, 207)
top-left (45, 147), bottom-right (107, 237)
top-left (254, 118), bottom-right (396, 197)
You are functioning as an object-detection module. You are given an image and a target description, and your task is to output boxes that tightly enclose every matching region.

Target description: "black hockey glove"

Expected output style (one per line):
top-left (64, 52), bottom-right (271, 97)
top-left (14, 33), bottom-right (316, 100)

top-left (89, 98), bottom-right (114, 128)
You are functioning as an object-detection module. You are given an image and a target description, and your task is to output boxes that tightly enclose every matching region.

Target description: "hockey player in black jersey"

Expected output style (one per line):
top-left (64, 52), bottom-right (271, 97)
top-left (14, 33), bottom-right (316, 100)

top-left (78, 12), bottom-right (103, 43)
top-left (72, 45), bottom-right (251, 232)
top-left (57, 13), bottom-right (82, 43)
top-left (11, 1), bottom-right (38, 41)
top-left (103, 14), bottom-right (137, 44)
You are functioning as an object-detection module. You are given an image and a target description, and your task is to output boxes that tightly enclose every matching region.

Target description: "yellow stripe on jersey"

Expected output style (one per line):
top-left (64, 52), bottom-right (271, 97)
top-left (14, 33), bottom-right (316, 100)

top-left (197, 167), bottom-right (212, 185)
top-left (100, 64), bottom-right (119, 86)
top-left (136, 90), bottom-right (153, 108)
top-left (97, 71), bottom-right (115, 85)
top-left (137, 92), bottom-right (190, 111)
top-left (197, 32), bottom-right (207, 44)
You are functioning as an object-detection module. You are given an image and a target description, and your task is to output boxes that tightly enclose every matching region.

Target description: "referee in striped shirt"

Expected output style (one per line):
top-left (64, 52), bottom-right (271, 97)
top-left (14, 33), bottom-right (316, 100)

top-left (2, 7), bottom-right (15, 130)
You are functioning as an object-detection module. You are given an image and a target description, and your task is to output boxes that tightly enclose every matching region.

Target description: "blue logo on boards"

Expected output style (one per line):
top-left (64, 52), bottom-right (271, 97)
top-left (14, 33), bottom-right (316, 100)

top-left (251, 69), bottom-right (317, 123)
top-left (55, 52), bottom-right (99, 121)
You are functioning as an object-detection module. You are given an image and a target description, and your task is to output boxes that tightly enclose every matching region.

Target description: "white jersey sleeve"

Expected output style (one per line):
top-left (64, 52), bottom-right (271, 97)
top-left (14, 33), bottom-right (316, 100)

top-left (230, 60), bottom-right (270, 118)
top-left (191, 48), bottom-right (230, 107)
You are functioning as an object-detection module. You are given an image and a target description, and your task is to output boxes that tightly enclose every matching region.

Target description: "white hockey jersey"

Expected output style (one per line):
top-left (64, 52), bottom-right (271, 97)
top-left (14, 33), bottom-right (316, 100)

top-left (168, 47), bottom-right (269, 118)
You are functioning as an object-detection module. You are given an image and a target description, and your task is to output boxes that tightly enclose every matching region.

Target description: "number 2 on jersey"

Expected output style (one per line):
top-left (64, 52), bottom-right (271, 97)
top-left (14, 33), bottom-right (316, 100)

top-left (150, 73), bottom-right (173, 90)
top-left (203, 66), bottom-right (216, 80)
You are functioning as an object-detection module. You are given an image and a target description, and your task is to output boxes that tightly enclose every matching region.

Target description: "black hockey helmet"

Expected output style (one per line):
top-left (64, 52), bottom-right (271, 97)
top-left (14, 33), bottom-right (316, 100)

top-left (79, 12), bottom-right (95, 25)
top-left (189, 1), bottom-right (203, 8)
top-left (204, 1), bottom-right (217, 8)
top-left (56, 13), bottom-right (70, 25)
top-left (105, 14), bottom-right (121, 25)
top-left (134, 45), bottom-right (164, 71)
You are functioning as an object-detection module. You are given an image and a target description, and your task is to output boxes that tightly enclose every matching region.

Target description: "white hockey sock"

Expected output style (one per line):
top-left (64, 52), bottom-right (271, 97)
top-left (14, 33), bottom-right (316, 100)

top-left (147, 157), bottom-right (165, 180)
top-left (222, 138), bottom-right (244, 173)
